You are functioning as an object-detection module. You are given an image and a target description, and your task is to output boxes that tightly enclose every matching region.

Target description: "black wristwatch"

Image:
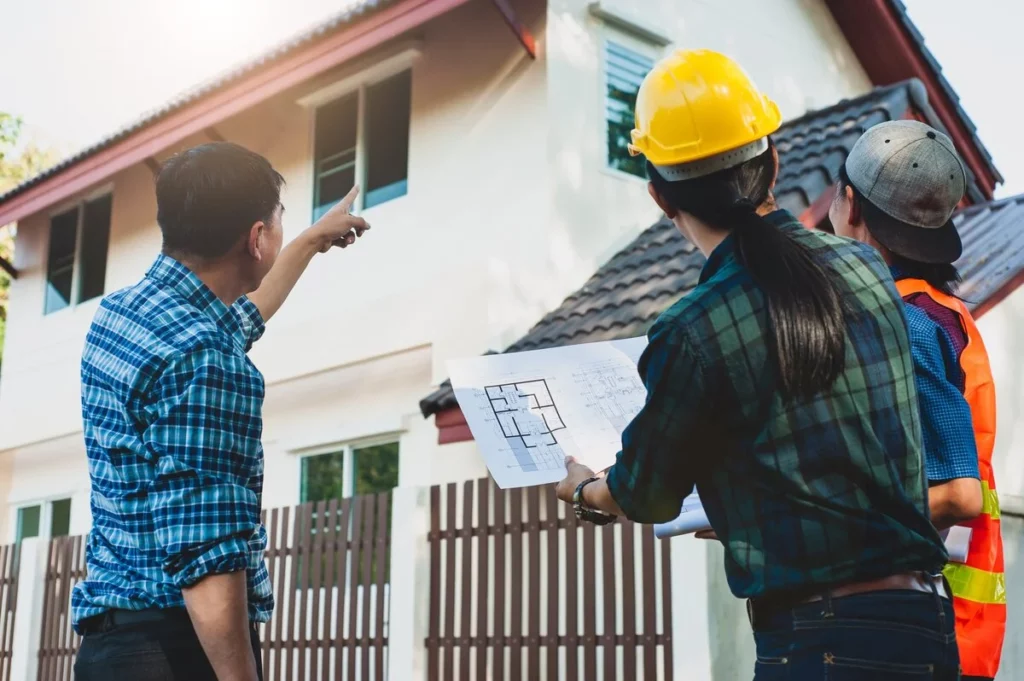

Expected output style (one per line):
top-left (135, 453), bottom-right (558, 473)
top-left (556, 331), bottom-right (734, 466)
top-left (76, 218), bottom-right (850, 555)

top-left (573, 477), bottom-right (617, 525)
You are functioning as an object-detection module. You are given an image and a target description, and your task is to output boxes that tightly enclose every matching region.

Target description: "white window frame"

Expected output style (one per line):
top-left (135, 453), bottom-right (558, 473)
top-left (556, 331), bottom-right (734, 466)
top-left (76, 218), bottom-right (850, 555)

top-left (299, 44), bottom-right (421, 219)
top-left (600, 31), bottom-right (667, 184)
top-left (10, 495), bottom-right (73, 543)
top-left (44, 184), bottom-right (114, 315)
top-left (296, 435), bottom-right (401, 502)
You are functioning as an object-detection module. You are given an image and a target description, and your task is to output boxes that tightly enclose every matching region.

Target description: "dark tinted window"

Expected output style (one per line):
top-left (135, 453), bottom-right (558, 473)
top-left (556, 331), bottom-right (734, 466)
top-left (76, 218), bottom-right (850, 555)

top-left (313, 93), bottom-right (359, 221)
top-left (45, 208), bottom-right (79, 314)
top-left (352, 441), bottom-right (400, 495)
top-left (301, 450), bottom-right (345, 503)
top-left (364, 70), bottom-right (411, 208)
top-left (78, 195), bottom-right (112, 303)
top-left (51, 498), bottom-right (72, 537)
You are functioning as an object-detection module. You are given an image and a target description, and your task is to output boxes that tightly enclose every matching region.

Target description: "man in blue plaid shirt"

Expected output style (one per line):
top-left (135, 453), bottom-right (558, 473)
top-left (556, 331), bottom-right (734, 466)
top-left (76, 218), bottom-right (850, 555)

top-left (73, 143), bottom-right (369, 681)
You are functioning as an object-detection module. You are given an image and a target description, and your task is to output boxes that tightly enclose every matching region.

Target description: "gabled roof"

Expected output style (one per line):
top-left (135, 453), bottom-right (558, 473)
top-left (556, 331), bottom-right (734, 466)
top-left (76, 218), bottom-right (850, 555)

top-left (419, 80), bottom-right (1012, 419)
top-left (0, 0), bottom-right (396, 207)
top-left (884, 0), bottom-right (1001, 188)
top-left (824, 0), bottom-right (1001, 195)
top-left (0, 0), bottom-right (472, 229)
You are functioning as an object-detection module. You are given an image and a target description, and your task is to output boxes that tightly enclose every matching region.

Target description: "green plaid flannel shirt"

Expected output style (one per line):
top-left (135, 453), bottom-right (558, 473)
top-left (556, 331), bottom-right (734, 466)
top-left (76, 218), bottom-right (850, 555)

top-left (605, 210), bottom-right (947, 599)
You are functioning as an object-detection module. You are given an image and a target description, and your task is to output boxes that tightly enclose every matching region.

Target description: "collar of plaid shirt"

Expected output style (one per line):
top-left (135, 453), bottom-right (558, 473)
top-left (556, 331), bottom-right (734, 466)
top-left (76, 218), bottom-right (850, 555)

top-left (604, 210), bottom-right (947, 599)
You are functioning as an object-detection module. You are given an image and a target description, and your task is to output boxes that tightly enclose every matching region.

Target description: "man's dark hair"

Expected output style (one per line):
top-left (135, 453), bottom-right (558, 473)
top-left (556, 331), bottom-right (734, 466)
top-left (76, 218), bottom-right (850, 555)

top-left (837, 165), bottom-right (961, 297)
top-left (156, 142), bottom-right (285, 259)
top-left (647, 140), bottom-right (847, 402)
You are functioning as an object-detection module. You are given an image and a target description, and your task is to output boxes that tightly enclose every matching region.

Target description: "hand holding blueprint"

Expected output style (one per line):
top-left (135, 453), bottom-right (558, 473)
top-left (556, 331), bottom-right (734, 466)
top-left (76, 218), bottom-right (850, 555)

top-left (448, 337), bottom-right (647, 488)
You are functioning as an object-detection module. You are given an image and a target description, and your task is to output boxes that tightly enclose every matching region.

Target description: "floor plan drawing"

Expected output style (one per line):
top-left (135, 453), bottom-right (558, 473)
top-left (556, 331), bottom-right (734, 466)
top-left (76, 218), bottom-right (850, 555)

top-left (484, 380), bottom-right (566, 473)
top-left (448, 336), bottom-right (649, 487)
top-left (572, 360), bottom-right (647, 433)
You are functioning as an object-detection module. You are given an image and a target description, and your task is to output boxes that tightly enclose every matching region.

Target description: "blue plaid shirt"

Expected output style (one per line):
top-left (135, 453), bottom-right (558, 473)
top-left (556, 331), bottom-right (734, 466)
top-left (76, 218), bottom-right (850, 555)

top-left (72, 255), bottom-right (273, 631)
top-left (893, 270), bottom-right (979, 484)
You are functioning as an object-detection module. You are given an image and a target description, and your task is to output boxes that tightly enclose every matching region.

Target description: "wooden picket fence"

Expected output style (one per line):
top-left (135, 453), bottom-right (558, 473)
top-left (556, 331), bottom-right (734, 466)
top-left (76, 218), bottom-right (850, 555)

top-left (0, 544), bottom-right (18, 681)
top-left (261, 493), bottom-right (391, 681)
top-left (38, 535), bottom-right (84, 681)
top-left (425, 478), bottom-right (674, 681)
top-left (34, 491), bottom-right (392, 681)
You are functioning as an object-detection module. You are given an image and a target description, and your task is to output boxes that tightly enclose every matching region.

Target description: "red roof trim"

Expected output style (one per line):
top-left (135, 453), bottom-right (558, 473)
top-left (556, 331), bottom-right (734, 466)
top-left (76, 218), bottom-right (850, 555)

top-left (434, 407), bottom-right (468, 428)
top-left (438, 422), bottom-right (473, 445)
top-left (825, 0), bottom-right (998, 199)
top-left (0, 0), bottom-right (470, 228)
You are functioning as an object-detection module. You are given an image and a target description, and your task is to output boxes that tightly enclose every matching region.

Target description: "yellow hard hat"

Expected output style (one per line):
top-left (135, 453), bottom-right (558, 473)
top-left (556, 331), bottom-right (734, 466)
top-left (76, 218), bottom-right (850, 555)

top-left (629, 49), bottom-right (782, 181)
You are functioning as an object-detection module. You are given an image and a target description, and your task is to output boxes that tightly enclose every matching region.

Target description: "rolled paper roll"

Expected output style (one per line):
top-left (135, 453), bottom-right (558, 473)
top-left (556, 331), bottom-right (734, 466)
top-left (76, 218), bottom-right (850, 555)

top-left (653, 493), bottom-right (712, 538)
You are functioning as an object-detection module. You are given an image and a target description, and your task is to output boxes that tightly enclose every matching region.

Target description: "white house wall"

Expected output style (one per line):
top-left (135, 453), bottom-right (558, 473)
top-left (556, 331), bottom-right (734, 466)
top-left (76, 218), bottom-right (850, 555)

top-left (978, 285), bottom-right (1024, 504)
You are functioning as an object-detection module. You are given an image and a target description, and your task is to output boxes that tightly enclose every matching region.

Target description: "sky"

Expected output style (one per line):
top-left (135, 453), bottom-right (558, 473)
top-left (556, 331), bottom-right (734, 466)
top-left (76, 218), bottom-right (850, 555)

top-left (1, 0), bottom-right (1021, 197)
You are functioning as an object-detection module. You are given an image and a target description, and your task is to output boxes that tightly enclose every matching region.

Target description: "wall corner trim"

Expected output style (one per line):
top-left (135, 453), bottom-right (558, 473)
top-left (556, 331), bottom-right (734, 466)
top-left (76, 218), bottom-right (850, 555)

top-left (587, 1), bottom-right (672, 47)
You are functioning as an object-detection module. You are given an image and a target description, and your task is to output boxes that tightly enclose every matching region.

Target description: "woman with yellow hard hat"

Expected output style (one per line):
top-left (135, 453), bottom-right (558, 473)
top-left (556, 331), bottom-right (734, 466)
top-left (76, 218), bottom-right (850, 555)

top-left (555, 50), bottom-right (958, 678)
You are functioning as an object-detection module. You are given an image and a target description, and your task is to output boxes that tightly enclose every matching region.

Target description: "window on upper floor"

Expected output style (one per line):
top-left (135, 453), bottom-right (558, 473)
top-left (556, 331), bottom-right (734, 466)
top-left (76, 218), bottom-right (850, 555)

top-left (605, 41), bottom-right (655, 179)
top-left (15, 497), bottom-right (71, 543)
top-left (312, 69), bottom-right (411, 221)
top-left (300, 440), bottom-right (400, 503)
top-left (45, 193), bottom-right (112, 314)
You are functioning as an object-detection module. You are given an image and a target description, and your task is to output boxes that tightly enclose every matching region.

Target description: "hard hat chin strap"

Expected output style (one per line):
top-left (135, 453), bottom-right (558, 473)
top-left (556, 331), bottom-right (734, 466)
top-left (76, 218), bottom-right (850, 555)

top-left (651, 137), bottom-right (769, 182)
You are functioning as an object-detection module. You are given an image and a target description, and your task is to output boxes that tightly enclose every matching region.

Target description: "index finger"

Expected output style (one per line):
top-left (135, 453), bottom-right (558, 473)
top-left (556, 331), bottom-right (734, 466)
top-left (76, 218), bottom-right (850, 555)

top-left (338, 185), bottom-right (360, 213)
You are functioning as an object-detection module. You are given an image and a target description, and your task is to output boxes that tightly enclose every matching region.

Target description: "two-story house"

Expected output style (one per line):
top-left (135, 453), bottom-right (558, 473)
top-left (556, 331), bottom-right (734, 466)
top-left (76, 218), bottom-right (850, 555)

top-left (0, 0), bottom-right (892, 544)
top-left (4, 0), bottom-right (1022, 677)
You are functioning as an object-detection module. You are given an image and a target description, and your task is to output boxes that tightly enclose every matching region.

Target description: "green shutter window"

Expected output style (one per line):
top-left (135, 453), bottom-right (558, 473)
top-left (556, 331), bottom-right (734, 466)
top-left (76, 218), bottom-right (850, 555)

top-left (606, 42), bottom-right (654, 178)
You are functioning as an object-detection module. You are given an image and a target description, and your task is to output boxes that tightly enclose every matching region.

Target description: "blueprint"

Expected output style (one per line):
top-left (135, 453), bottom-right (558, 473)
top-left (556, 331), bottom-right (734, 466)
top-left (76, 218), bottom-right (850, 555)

top-left (448, 337), bottom-right (647, 488)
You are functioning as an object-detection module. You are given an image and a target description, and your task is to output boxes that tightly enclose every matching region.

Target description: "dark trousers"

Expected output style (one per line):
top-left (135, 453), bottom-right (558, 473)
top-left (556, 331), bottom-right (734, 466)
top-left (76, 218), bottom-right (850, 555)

top-left (750, 590), bottom-right (960, 680)
top-left (74, 608), bottom-right (263, 681)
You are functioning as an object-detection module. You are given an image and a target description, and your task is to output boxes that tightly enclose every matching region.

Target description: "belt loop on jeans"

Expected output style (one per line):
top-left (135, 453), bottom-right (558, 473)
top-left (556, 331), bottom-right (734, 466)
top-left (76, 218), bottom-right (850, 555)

top-left (927, 571), bottom-right (946, 628)
top-left (822, 588), bottom-right (834, 618)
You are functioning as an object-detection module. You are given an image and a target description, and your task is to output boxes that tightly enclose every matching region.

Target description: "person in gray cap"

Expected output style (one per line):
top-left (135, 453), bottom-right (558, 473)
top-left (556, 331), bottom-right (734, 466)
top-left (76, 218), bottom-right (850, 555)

top-left (830, 119), bottom-right (1005, 681)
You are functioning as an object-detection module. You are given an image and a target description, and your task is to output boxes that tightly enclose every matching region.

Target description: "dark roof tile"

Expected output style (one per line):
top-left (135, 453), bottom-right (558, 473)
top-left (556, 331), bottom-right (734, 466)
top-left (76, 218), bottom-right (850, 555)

top-left (955, 194), bottom-right (1024, 310)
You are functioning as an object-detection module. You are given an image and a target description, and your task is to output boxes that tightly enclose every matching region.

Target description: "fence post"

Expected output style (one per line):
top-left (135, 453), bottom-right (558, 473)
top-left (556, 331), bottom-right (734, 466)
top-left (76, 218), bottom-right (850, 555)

top-left (668, 536), bottom-right (714, 680)
top-left (11, 538), bottom-right (47, 681)
top-left (387, 485), bottom-right (431, 680)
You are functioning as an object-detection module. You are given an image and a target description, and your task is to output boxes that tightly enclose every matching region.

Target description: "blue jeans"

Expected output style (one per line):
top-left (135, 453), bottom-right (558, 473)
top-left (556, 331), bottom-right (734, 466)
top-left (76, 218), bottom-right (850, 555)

top-left (751, 589), bottom-right (959, 680)
top-left (74, 609), bottom-right (263, 681)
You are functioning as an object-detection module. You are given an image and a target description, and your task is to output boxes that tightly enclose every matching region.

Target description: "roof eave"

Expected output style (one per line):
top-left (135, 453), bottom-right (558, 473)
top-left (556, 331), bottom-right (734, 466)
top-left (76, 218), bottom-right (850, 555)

top-left (825, 0), bottom-right (1001, 199)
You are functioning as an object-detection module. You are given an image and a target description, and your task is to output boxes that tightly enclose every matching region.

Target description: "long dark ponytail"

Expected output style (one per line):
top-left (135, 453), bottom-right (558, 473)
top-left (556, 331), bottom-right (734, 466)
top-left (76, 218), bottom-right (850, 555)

top-left (647, 143), bottom-right (846, 401)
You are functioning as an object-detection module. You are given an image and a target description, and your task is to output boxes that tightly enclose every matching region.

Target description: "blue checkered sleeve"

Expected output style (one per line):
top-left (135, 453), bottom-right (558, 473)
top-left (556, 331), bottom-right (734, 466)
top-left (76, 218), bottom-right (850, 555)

top-left (903, 304), bottom-right (979, 483)
top-left (232, 295), bottom-right (266, 351)
top-left (145, 345), bottom-right (263, 587)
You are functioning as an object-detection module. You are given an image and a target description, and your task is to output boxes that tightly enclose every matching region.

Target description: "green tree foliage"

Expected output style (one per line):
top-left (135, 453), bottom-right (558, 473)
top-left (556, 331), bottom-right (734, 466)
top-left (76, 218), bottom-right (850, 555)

top-left (0, 113), bottom-right (59, 373)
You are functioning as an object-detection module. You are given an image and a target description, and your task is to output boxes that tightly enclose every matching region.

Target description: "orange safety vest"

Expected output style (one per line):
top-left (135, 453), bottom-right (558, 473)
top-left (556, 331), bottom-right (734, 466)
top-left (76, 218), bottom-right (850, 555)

top-left (897, 279), bottom-right (1006, 678)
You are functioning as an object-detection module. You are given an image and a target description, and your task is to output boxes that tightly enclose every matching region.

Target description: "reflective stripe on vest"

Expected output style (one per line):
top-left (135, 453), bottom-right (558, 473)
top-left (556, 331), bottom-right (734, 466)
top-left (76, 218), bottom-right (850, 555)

top-left (943, 562), bottom-right (1006, 605)
top-left (895, 278), bottom-right (1005, 679)
top-left (983, 480), bottom-right (1000, 520)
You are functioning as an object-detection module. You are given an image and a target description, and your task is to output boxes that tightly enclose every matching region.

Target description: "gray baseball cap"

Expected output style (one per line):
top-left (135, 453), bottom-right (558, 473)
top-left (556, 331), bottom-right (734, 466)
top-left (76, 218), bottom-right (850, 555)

top-left (845, 119), bottom-right (967, 264)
